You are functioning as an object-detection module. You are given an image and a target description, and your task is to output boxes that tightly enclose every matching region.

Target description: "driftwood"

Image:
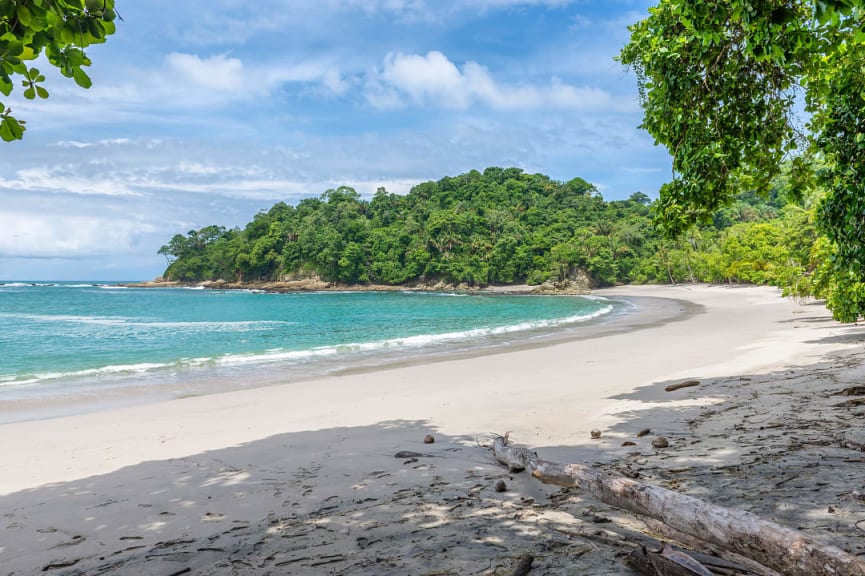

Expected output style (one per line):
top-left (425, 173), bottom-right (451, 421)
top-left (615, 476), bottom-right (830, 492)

top-left (509, 554), bottom-right (534, 576)
top-left (641, 518), bottom-right (781, 576)
top-left (492, 435), bottom-right (865, 576)
top-left (665, 380), bottom-right (701, 392)
top-left (627, 544), bottom-right (714, 576)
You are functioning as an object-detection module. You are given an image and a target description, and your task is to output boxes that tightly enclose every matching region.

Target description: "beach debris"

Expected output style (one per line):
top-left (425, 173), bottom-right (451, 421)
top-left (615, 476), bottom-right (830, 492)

top-left (660, 543), bottom-right (714, 576)
top-left (423, 434), bottom-right (435, 444)
top-left (621, 441), bottom-right (636, 447)
top-left (628, 543), bottom-right (714, 576)
top-left (839, 438), bottom-right (865, 452)
top-left (837, 397), bottom-right (865, 408)
top-left (41, 557), bottom-right (82, 571)
top-left (622, 538), bottom-right (755, 576)
top-left (495, 479), bottom-right (508, 492)
top-left (490, 434), bottom-right (865, 576)
top-left (620, 467), bottom-right (640, 479)
top-left (838, 386), bottom-right (865, 396)
top-left (590, 429), bottom-right (602, 439)
top-left (393, 451), bottom-right (432, 459)
top-left (637, 428), bottom-right (652, 437)
top-left (652, 436), bottom-right (670, 449)
top-left (665, 379), bottom-right (701, 392)
top-left (509, 553), bottom-right (534, 576)
top-left (49, 535), bottom-right (86, 550)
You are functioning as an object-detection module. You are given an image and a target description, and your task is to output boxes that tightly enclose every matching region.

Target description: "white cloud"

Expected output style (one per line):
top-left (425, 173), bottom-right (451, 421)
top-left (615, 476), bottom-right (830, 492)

top-left (164, 52), bottom-right (348, 97)
top-left (165, 53), bottom-right (245, 92)
top-left (380, 51), bottom-right (470, 108)
top-left (0, 167), bottom-right (138, 197)
top-left (177, 161), bottom-right (233, 176)
top-left (53, 138), bottom-right (132, 149)
top-left (12, 52), bottom-right (346, 126)
top-left (369, 51), bottom-right (613, 111)
top-left (0, 213), bottom-right (154, 258)
top-left (261, 60), bottom-right (349, 95)
top-left (158, 52), bottom-right (348, 103)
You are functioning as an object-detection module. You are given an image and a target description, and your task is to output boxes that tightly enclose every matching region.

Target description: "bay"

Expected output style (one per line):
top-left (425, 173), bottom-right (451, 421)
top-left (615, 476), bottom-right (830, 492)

top-left (0, 282), bottom-right (623, 406)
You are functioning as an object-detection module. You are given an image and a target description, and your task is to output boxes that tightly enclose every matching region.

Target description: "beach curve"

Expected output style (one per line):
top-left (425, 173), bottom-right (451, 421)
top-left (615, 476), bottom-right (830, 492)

top-left (1, 284), bottom-right (863, 574)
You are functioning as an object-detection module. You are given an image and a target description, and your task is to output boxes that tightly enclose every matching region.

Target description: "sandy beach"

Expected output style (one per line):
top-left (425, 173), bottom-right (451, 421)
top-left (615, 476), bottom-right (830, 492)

top-left (2, 284), bottom-right (864, 575)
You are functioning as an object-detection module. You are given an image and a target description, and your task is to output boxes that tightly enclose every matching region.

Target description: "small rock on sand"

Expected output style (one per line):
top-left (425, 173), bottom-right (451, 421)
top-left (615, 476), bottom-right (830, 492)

top-left (652, 436), bottom-right (669, 449)
top-left (590, 429), bottom-right (602, 439)
top-left (494, 479), bottom-right (507, 492)
top-left (423, 434), bottom-right (435, 444)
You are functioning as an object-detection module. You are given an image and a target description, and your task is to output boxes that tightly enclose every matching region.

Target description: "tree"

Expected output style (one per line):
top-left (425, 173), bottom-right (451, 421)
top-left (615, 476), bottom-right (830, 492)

top-left (620, 0), bottom-right (865, 321)
top-left (0, 0), bottom-right (118, 141)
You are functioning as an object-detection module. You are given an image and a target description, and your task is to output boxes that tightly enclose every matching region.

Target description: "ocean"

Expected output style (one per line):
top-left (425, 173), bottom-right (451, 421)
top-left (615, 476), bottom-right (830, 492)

top-left (0, 282), bottom-right (624, 417)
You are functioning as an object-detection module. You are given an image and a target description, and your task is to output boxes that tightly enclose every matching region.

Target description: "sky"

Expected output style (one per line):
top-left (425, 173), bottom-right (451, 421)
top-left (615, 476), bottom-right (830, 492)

top-left (0, 0), bottom-right (670, 281)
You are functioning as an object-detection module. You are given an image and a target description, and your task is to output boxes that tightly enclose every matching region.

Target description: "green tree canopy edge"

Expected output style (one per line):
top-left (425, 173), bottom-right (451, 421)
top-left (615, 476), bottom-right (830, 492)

top-left (0, 0), bottom-right (118, 141)
top-left (619, 0), bottom-right (865, 321)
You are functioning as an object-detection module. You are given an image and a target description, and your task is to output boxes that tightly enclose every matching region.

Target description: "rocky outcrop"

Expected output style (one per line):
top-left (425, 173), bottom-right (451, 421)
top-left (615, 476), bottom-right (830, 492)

top-left (531, 270), bottom-right (593, 294)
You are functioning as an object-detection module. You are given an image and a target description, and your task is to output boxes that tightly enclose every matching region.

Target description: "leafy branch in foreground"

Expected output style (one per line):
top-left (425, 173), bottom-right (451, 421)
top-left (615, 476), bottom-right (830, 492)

top-left (620, 0), bottom-right (865, 321)
top-left (0, 0), bottom-right (119, 141)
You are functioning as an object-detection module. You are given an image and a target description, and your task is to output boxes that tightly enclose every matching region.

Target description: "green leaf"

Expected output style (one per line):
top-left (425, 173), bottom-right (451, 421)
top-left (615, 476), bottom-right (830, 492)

top-left (67, 49), bottom-right (86, 67)
top-left (23, 86), bottom-right (35, 99)
top-left (87, 18), bottom-right (104, 40)
top-left (0, 116), bottom-right (24, 141)
top-left (72, 67), bottom-right (91, 88)
top-left (35, 85), bottom-right (48, 98)
top-left (5, 40), bottom-right (24, 56)
top-left (16, 4), bottom-right (32, 27)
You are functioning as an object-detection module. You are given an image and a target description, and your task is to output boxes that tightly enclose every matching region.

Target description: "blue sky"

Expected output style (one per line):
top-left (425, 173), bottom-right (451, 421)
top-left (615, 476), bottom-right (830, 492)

top-left (0, 0), bottom-right (669, 281)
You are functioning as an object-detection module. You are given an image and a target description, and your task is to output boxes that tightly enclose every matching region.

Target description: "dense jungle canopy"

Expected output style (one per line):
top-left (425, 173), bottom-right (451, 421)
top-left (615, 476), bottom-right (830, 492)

top-left (159, 166), bottom-right (830, 309)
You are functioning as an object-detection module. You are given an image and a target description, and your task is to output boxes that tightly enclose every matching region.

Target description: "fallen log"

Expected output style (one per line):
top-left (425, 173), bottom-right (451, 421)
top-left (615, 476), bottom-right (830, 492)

top-left (665, 379), bottom-right (700, 392)
top-left (492, 435), bottom-right (865, 576)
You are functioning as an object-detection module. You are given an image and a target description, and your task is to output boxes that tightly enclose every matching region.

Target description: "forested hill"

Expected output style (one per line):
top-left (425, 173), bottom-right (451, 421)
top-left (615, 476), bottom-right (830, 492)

top-left (158, 166), bottom-right (815, 291)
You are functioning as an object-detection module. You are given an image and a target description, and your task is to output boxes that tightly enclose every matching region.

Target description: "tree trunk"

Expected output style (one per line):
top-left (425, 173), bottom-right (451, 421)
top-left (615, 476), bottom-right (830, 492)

top-left (492, 436), bottom-right (865, 576)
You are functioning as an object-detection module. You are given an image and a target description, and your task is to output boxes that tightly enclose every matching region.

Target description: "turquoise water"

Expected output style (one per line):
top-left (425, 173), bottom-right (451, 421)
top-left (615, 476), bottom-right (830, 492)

top-left (0, 282), bottom-right (620, 402)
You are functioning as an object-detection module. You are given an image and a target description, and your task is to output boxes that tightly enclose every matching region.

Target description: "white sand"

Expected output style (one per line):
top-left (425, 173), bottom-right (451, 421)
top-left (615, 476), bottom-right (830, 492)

top-left (1, 285), bottom-right (863, 575)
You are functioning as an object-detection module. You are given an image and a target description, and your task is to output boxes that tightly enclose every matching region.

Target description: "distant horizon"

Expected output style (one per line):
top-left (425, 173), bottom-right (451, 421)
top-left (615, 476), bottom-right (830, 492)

top-left (0, 279), bottom-right (149, 283)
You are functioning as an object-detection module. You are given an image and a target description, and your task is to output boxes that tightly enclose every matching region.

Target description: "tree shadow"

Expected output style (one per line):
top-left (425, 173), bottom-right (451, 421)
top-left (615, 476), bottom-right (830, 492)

top-left (592, 349), bottom-right (865, 562)
top-left (1, 420), bottom-right (644, 575)
top-left (806, 332), bottom-right (865, 345)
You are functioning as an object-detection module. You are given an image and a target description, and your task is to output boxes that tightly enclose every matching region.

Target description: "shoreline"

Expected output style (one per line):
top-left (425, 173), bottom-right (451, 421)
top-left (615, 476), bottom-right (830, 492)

top-left (122, 277), bottom-right (590, 294)
top-left (2, 284), bottom-right (864, 574)
top-left (0, 291), bottom-right (691, 426)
